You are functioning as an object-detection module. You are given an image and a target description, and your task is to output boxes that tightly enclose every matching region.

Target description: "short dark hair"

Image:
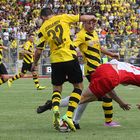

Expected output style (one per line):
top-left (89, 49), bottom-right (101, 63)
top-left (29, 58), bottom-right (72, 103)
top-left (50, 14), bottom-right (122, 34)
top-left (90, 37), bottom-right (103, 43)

top-left (40, 7), bottom-right (53, 17)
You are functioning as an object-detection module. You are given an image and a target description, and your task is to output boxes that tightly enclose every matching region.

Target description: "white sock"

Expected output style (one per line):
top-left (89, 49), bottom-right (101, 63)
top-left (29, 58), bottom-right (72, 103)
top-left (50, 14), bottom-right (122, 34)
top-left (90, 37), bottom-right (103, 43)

top-left (73, 103), bottom-right (88, 124)
top-left (60, 96), bottom-right (70, 107)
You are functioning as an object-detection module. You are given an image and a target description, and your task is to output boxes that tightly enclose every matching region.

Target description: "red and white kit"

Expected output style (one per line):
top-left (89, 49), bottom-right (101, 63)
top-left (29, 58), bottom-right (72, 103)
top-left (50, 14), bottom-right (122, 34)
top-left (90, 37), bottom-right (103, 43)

top-left (89, 59), bottom-right (140, 98)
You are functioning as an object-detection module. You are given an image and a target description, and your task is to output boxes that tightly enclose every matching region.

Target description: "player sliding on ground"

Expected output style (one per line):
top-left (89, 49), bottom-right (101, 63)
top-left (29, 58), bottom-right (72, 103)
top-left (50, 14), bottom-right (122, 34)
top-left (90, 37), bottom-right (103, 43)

top-left (79, 59), bottom-right (140, 110)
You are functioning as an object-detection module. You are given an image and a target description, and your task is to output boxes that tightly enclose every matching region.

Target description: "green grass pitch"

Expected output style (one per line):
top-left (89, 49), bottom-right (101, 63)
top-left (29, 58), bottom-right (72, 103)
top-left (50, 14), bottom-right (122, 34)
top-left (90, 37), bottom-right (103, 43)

top-left (0, 78), bottom-right (140, 140)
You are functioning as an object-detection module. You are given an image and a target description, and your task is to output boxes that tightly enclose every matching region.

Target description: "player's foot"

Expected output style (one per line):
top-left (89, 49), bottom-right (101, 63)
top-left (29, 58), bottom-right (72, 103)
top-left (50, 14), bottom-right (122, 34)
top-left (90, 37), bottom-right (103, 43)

top-left (37, 86), bottom-right (46, 90)
top-left (8, 79), bottom-right (13, 87)
top-left (104, 121), bottom-right (121, 127)
top-left (53, 110), bottom-right (60, 130)
top-left (73, 121), bottom-right (81, 129)
top-left (37, 100), bottom-right (52, 114)
top-left (62, 114), bottom-right (76, 132)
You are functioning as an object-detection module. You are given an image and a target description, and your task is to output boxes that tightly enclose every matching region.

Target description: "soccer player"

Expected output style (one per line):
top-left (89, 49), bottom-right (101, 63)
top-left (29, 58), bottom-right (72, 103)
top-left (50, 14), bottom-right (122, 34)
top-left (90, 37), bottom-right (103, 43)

top-left (37, 18), bottom-right (120, 128)
top-left (31, 7), bottom-right (97, 131)
top-left (0, 45), bottom-right (9, 85)
top-left (8, 33), bottom-right (45, 90)
top-left (79, 59), bottom-right (140, 111)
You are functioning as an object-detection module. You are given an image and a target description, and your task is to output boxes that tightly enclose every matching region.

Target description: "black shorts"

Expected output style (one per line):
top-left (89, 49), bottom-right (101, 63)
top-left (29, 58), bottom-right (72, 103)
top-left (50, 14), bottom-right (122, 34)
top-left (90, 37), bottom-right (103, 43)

top-left (21, 62), bottom-right (32, 73)
top-left (0, 63), bottom-right (8, 75)
top-left (51, 59), bottom-right (83, 86)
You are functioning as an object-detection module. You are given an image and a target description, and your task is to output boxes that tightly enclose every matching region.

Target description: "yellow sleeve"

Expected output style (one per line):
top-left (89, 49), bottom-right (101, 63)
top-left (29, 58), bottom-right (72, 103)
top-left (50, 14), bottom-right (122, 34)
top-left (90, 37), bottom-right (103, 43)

top-left (36, 31), bottom-right (46, 50)
top-left (62, 14), bottom-right (80, 24)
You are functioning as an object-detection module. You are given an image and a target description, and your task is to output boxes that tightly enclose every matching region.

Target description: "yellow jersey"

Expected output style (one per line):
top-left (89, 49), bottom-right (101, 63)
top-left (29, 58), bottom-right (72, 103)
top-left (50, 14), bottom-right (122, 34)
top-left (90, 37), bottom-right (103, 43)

top-left (37, 14), bottom-right (80, 63)
top-left (23, 41), bottom-right (34, 64)
top-left (74, 28), bottom-right (101, 76)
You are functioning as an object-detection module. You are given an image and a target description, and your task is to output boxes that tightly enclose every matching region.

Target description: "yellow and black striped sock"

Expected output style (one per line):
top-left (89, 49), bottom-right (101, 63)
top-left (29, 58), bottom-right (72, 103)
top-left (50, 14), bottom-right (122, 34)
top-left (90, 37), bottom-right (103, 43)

top-left (33, 75), bottom-right (40, 88)
top-left (52, 91), bottom-right (61, 111)
top-left (102, 97), bottom-right (113, 123)
top-left (11, 73), bottom-right (22, 82)
top-left (66, 88), bottom-right (82, 119)
top-left (0, 78), bottom-right (6, 85)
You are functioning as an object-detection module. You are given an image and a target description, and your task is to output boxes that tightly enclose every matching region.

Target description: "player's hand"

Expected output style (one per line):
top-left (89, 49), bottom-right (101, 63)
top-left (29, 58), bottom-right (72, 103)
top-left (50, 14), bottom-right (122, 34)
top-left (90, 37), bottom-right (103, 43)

top-left (136, 104), bottom-right (140, 110)
top-left (31, 63), bottom-right (38, 72)
top-left (112, 53), bottom-right (120, 60)
top-left (119, 103), bottom-right (131, 111)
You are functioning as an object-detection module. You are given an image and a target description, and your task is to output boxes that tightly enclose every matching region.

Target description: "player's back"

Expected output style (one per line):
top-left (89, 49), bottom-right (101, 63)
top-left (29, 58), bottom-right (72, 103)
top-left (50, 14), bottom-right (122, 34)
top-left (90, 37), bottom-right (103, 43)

top-left (23, 41), bottom-right (34, 64)
top-left (39, 14), bottom-right (79, 63)
top-left (110, 59), bottom-right (140, 86)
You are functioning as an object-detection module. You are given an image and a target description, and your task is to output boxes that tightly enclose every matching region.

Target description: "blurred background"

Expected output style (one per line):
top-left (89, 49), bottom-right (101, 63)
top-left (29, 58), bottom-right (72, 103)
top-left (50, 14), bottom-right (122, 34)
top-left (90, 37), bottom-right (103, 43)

top-left (0, 0), bottom-right (140, 75)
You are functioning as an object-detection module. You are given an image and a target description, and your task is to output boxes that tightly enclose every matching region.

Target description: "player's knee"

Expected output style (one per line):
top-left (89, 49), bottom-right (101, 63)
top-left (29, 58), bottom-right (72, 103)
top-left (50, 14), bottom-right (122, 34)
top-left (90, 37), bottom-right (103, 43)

top-left (20, 73), bottom-right (24, 77)
top-left (32, 72), bottom-right (38, 78)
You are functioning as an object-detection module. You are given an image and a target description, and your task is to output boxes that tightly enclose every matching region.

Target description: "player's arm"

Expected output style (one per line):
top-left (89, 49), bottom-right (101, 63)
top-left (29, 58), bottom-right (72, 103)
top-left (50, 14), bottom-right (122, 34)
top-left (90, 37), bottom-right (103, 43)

top-left (0, 45), bottom-right (8, 50)
top-left (79, 15), bottom-right (97, 22)
top-left (108, 90), bottom-right (131, 110)
top-left (31, 32), bottom-right (46, 71)
top-left (21, 49), bottom-right (34, 56)
top-left (101, 46), bottom-right (120, 59)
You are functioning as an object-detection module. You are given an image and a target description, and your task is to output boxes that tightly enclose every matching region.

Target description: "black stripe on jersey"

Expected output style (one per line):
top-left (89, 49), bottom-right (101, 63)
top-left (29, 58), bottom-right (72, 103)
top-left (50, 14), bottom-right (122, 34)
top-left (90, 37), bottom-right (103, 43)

top-left (85, 37), bottom-right (91, 41)
top-left (26, 54), bottom-right (32, 59)
top-left (72, 54), bottom-right (77, 59)
top-left (37, 41), bottom-right (45, 48)
top-left (38, 32), bottom-right (43, 38)
top-left (87, 46), bottom-right (100, 54)
top-left (0, 51), bottom-right (2, 55)
top-left (87, 61), bottom-right (98, 69)
top-left (0, 51), bottom-right (2, 62)
top-left (28, 47), bottom-right (32, 52)
top-left (84, 53), bottom-right (100, 63)
top-left (86, 32), bottom-right (94, 37)
top-left (70, 45), bottom-right (75, 50)
top-left (24, 56), bottom-right (31, 62)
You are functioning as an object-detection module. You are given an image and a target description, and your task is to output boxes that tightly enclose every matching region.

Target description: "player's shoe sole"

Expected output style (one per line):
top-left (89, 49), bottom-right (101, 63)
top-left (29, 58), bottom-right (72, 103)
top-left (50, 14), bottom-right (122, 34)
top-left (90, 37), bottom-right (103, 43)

top-left (37, 86), bottom-right (46, 90)
top-left (53, 110), bottom-right (60, 130)
top-left (62, 114), bottom-right (76, 132)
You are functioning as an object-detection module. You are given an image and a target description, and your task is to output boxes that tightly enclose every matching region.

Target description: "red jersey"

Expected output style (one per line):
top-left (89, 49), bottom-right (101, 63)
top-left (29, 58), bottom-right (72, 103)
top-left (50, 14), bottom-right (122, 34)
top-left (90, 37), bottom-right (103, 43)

top-left (89, 59), bottom-right (140, 98)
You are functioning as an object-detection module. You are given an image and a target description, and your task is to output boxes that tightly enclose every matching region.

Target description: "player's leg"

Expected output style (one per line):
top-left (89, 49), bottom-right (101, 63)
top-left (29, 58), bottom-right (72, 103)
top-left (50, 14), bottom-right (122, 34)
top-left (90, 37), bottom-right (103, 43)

top-left (36, 95), bottom-right (70, 114)
top-left (74, 87), bottom-right (97, 128)
top-left (72, 75), bottom-right (91, 129)
top-left (102, 90), bottom-right (120, 127)
top-left (32, 71), bottom-right (46, 90)
top-left (51, 62), bottom-right (66, 130)
top-left (61, 59), bottom-right (83, 131)
top-left (0, 63), bottom-right (9, 85)
top-left (62, 83), bottom-right (83, 132)
top-left (8, 63), bottom-right (26, 87)
top-left (73, 103), bottom-right (88, 129)
top-left (52, 85), bottom-right (62, 130)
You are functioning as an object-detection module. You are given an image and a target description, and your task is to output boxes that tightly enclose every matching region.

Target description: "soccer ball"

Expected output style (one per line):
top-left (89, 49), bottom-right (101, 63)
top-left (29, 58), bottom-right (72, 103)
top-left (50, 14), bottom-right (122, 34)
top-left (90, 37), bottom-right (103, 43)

top-left (59, 120), bottom-right (71, 132)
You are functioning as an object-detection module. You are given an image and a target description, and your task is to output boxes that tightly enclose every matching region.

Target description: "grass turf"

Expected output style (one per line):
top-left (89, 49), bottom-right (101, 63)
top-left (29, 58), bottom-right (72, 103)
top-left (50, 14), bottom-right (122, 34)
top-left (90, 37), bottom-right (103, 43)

top-left (0, 78), bottom-right (140, 140)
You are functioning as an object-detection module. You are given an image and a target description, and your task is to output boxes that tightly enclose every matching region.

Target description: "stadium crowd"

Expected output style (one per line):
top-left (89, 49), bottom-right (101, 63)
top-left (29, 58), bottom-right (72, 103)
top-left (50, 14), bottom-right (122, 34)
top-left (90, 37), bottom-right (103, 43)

top-left (0, 0), bottom-right (140, 74)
